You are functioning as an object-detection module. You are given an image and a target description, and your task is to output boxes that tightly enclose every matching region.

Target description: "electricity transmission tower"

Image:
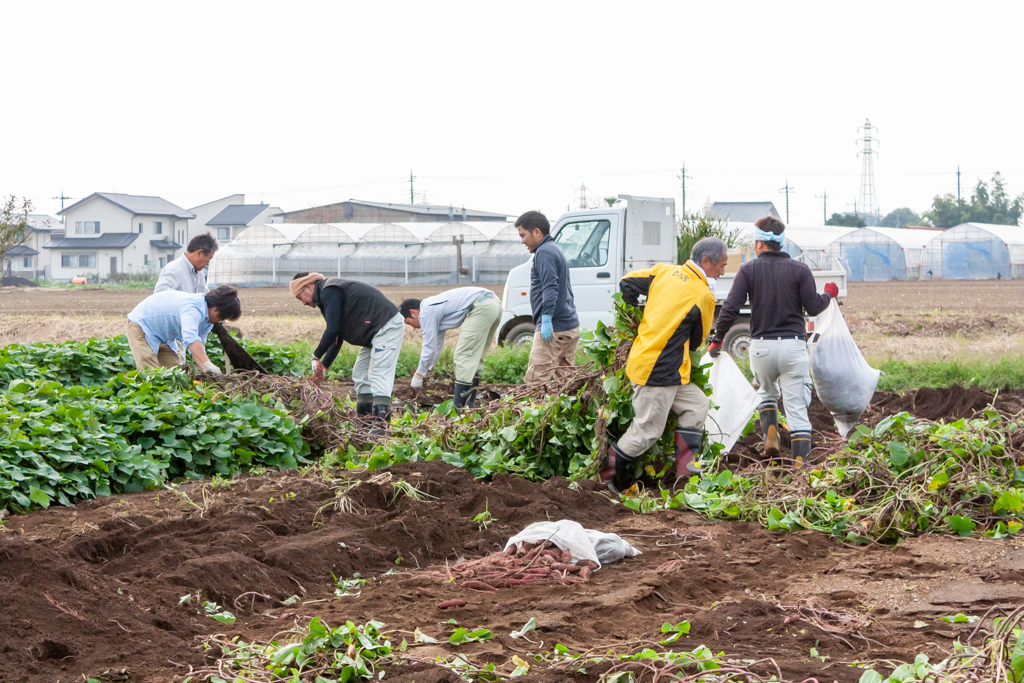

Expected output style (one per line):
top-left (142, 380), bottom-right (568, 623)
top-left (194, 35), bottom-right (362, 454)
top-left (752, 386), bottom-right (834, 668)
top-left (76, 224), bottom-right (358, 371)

top-left (576, 183), bottom-right (590, 210)
top-left (857, 119), bottom-right (879, 220)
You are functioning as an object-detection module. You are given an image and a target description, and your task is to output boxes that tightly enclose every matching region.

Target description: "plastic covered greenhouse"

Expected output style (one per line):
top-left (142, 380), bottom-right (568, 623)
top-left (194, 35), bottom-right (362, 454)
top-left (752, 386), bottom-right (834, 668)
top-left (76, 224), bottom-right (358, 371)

top-left (781, 226), bottom-right (857, 269)
top-left (206, 221), bottom-right (529, 286)
top-left (920, 223), bottom-right (1024, 280)
top-left (823, 227), bottom-right (940, 281)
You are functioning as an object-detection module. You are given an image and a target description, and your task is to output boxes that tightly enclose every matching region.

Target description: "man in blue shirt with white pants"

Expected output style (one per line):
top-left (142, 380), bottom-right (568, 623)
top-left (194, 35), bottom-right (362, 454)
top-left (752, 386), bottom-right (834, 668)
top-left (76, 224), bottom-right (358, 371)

top-left (400, 286), bottom-right (502, 410)
top-left (125, 285), bottom-right (242, 374)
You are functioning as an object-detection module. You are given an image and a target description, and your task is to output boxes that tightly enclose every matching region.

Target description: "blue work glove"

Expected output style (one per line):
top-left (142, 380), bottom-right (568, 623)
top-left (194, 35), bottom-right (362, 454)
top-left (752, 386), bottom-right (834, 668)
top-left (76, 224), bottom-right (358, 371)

top-left (540, 315), bottom-right (554, 342)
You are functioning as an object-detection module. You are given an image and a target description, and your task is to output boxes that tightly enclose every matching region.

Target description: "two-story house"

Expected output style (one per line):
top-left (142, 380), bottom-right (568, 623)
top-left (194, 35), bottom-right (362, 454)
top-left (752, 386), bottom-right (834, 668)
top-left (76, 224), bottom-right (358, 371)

top-left (5, 214), bottom-right (61, 280)
top-left (47, 193), bottom-right (195, 281)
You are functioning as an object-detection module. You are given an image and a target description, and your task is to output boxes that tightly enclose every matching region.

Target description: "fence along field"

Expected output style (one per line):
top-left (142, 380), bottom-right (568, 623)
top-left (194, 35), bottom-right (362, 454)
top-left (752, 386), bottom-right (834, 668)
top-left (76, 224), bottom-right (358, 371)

top-left (3, 293), bottom-right (1024, 681)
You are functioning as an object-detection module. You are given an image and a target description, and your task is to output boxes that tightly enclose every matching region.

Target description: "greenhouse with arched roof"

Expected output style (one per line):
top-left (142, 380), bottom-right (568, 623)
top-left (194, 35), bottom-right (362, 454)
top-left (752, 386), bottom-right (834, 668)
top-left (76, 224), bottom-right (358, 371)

top-left (920, 223), bottom-right (1024, 280)
top-left (823, 227), bottom-right (940, 281)
top-left (206, 221), bottom-right (529, 286)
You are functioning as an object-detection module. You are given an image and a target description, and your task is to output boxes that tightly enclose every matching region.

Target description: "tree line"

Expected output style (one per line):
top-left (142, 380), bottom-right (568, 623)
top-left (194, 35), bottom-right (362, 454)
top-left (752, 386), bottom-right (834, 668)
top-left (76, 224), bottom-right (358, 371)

top-left (825, 172), bottom-right (1023, 229)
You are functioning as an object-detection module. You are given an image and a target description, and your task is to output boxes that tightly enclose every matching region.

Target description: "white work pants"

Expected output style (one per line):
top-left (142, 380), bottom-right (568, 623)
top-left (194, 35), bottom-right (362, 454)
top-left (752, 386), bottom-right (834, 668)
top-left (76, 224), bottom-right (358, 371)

top-left (352, 313), bottom-right (405, 399)
top-left (749, 338), bottom-right (813, 433)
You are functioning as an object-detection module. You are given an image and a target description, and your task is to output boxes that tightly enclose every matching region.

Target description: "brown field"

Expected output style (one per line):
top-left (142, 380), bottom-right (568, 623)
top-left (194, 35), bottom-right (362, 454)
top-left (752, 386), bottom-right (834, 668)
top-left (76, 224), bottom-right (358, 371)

top-left (2, 281), bottom-right (1023, 360)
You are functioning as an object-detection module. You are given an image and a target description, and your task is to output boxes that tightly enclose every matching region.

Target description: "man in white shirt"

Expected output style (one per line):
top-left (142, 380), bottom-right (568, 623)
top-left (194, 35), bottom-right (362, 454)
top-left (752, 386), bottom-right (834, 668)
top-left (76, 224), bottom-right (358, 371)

top-left (154, 233), bottom-right (218, 294)
top-left (400, 287), bottom-right (502, 410)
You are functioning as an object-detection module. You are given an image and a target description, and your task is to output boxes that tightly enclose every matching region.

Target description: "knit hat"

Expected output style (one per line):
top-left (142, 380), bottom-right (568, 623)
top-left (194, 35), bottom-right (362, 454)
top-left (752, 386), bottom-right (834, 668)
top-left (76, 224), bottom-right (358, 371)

top-left (289, 272), bottom-right (324, 298)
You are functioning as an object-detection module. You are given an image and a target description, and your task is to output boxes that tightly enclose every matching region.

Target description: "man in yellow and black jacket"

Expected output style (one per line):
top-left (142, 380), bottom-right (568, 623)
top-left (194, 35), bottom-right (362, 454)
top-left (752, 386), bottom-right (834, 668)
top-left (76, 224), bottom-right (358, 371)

top-left (600, 237), bottom-right (728, 493)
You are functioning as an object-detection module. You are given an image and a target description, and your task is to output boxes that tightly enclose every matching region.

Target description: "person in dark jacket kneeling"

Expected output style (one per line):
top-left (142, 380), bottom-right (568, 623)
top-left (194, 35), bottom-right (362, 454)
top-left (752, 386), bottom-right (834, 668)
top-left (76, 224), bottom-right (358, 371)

top-left (290, 272), bottom-right (405, 431)
top-left (709, 216), bottom-right (838, 467)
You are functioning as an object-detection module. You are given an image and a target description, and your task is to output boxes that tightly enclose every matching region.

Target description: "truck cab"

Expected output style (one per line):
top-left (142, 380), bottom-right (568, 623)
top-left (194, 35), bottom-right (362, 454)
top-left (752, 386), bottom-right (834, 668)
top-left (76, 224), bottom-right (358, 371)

top-left (497, 195), bottom-right (847, 361)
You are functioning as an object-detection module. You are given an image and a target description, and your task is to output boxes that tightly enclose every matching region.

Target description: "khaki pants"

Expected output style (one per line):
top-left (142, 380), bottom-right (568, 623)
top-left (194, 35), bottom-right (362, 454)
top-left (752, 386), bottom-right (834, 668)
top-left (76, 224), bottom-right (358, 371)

top-left (453, 296), bottom-right (502, 383)
top-left (616, 382), bottom-right (709, 458)
top-left (126, 321), bottom-right (180, 370)
top-left (523, 326), bottom-right (580, 386)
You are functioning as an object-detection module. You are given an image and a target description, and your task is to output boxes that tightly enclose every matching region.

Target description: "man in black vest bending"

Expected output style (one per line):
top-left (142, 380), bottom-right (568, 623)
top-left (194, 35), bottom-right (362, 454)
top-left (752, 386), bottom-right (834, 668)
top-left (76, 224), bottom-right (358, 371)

top-left (291, 272), bottom-right (405, 428)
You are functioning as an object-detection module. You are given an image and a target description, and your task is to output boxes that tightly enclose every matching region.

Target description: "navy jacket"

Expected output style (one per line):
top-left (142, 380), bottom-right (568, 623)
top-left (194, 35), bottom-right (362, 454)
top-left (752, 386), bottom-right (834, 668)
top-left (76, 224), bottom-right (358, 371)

top-left (530, 235), bottom-right (579, 332)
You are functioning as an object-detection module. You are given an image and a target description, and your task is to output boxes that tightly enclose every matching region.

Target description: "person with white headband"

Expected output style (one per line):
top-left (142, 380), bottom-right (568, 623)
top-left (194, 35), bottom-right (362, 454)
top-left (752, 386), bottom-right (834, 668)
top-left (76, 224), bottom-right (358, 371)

top-left (709, 216), bottom-right (838, 467)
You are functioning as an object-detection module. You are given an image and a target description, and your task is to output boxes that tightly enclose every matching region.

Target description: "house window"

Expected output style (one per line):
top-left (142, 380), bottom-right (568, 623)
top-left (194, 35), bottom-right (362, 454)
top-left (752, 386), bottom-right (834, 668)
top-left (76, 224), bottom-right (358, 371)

top-left (139, 223), bottom-right (143, 233)
top-left (23, 257), bottom-right (32, 268)
top-left (154, 221), bottom-right (163, 235)
top-left (144, 254), bottom-right (149, 266)
top-left (217, 227), bottom-right (230, 240)
top-left (75, 221), bottom-right (100, 234)
top-left (159, 257), bottom-right (166, 267)
top-left (62, 253), bottom-right (96, 268)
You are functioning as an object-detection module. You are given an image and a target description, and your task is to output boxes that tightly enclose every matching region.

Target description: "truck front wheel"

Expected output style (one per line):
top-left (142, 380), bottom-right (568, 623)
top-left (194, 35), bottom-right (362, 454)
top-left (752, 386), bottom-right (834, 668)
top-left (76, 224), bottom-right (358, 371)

top-left (722, 323), bottom-right (752, 363)
top-left (503, 321), bottom-right (536, 346)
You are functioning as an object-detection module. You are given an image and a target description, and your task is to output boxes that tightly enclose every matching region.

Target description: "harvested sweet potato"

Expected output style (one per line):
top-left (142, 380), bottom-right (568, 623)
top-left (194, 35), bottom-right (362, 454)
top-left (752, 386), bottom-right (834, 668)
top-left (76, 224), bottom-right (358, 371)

top-left (436, 599), bottom-right (467, 609)
top-left (461, 580), bottom-right (497, 592)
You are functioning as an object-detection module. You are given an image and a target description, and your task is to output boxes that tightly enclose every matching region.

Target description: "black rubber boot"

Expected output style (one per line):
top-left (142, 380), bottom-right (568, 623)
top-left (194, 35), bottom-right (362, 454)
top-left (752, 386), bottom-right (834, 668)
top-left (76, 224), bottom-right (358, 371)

top-left (369, 399), bottom-right (392, 435)
top-left (758, 402), bottom-right (780, 459)
top-left (468, 373), bottom-right (481, 409)
top-left (791, 431), bottom-right (813, 468)
top-left (453, 381), bottom-right (473, 411)
top-left (609, 444), bottom-right (637, 494)
top-left (355, 393), bottom-right (373, 417)
top-left (600, 442), bottom-right (626, 489)
top-left (674, 427), bottom-right (704, 482)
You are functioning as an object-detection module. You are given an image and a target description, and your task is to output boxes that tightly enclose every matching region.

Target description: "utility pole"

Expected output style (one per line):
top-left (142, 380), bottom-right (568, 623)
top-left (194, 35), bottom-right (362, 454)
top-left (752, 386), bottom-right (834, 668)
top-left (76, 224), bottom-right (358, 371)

top-left (778, 180), bottom-right (795, 223)
top-left (857, 119), bottom-right (879, 219)
top-left (815, 190), bottom-right (827, 224)
top-left (957, 166), bottom-right (961, 202)
top-left (408, 169), bottom-right (416, 204)
top-left (53, 191), bottom-right (72, 212)
top-left (677, 165), bottom-right (690, 218)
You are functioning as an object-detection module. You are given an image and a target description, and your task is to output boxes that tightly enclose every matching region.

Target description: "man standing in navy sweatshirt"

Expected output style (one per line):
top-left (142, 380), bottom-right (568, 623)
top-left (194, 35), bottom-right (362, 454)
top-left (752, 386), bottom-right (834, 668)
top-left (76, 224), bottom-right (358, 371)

top-left (516, 211), bottom-right (580, 386)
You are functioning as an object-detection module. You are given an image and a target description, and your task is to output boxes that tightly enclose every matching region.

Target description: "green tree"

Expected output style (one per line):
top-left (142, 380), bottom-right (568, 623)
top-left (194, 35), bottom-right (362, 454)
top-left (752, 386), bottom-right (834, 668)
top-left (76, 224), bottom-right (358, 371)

top-left (0, 196), bottom-right (32, 276)
top-left (604, 197), bottom-right (621, 207)
top-left (924, 172), bottom-right (1024, 228)
top-left (677, 205), bottom-right (744, 264)
top-left (879, 207), bottom-right (921, 228)
top-left (825, 212), bottom-right (866, 228)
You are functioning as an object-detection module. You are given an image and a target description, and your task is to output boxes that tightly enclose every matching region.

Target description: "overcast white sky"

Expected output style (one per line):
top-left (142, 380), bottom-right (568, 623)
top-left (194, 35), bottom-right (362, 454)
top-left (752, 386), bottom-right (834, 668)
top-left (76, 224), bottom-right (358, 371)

top-left (4, 1), bottom-right (1023, 225)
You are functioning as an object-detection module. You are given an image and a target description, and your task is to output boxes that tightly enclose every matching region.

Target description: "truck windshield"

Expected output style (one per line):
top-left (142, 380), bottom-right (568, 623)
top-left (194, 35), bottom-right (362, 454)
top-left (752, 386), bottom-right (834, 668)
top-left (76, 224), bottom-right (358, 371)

top-left (553, 219), bottom-right (610, 268)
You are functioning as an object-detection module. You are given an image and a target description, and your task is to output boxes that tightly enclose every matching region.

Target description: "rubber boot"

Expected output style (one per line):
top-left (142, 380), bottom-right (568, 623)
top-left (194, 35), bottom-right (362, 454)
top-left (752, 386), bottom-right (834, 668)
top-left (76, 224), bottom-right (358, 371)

top-left (369, 399), bottom-right (392, 435)
top-left (468, 373), bottom-right (481, 409)
top-left (674, 427), bottom-right (704, 481)
top-left (355, 393), bottom-right (373, 418)
top-left (453, 381), bottom-right (473, 411)
top-left (791, 431), bottom-right (813, 468)
top-left (608, 443), bottom-right (637, 494)
top-left (600, 442), bottom-right (626, 489)
top-left (758, 402), bottom-right (780, 460)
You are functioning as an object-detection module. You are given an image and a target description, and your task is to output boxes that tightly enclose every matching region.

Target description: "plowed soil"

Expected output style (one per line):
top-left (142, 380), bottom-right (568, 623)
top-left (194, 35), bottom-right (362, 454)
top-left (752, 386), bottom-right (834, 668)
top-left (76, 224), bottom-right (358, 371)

top-left (3, 387), bottom-right (1022, 683)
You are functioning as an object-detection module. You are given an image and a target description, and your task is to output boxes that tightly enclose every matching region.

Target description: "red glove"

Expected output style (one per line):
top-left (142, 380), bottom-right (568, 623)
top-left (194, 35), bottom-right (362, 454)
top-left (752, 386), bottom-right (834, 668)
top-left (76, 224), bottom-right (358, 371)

top-left (708, 340), bottom-right (723, 358)
top-left (824, 282), bottom-right (839, 298)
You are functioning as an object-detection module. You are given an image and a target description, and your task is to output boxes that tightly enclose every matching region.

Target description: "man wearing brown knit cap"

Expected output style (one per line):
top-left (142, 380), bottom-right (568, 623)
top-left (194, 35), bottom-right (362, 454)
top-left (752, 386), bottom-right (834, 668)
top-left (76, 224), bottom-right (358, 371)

top-left (290, 272), bottom-right (404, 430)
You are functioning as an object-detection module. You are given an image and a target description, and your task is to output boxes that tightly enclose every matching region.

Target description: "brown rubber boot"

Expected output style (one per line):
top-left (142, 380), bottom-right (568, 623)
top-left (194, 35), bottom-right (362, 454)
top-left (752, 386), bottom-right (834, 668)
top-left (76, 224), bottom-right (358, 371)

top-left (758, 403), bottom-right (780, 460)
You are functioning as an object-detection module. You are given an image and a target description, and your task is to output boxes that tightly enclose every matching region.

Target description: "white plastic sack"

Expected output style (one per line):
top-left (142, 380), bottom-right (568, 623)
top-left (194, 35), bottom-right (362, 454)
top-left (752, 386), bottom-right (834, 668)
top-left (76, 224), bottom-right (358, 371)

top-left (502, 520), bottom-right (641, 569)
top-left (704, 354), bottom-right (760, 453)
top-left (808, 299), bottom-right (880, 437)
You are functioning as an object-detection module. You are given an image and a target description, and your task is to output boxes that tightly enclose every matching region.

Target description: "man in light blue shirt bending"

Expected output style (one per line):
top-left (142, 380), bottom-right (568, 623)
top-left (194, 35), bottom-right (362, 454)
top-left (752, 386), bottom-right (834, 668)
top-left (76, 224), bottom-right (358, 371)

top-left (400, 286), bottom-right (502, 410)
top-left (126, 285), bottom-right (242, 374)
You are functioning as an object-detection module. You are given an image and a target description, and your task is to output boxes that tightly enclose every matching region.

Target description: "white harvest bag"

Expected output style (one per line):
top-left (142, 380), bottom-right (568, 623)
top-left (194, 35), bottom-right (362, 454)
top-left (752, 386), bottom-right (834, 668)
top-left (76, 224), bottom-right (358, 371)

top-left (502, 520), bottom-right (641, 569)
top-left (807, 299), bottom-right (880, 437)
top-left (704, 354), bottom-right (759, 453)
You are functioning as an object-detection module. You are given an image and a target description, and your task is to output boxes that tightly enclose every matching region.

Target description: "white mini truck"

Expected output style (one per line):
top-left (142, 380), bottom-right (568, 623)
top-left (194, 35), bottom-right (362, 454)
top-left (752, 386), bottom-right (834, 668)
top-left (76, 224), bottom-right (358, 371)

top-left (497, 195), bottom-right (848, 361)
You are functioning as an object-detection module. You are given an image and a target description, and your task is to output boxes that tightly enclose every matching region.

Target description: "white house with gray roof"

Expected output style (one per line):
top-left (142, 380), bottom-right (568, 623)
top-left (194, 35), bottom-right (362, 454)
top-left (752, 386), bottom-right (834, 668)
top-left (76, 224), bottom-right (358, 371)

top-left (205, 203), bottom-right (277, 242)
top-left (4, 214), bottom-right (62, 280)
top-left (48, 192), bottom-right (195, 281)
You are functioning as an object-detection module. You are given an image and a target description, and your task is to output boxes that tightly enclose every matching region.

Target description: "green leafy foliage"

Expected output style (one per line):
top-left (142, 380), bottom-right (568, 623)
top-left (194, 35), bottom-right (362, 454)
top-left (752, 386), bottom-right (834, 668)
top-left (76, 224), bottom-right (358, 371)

top-left (623, 410), bottom-right (1024, 543)
top-left (0, 369), bottom-right (308, 512)
top-left (449, 627), bottom-right (493, 645)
